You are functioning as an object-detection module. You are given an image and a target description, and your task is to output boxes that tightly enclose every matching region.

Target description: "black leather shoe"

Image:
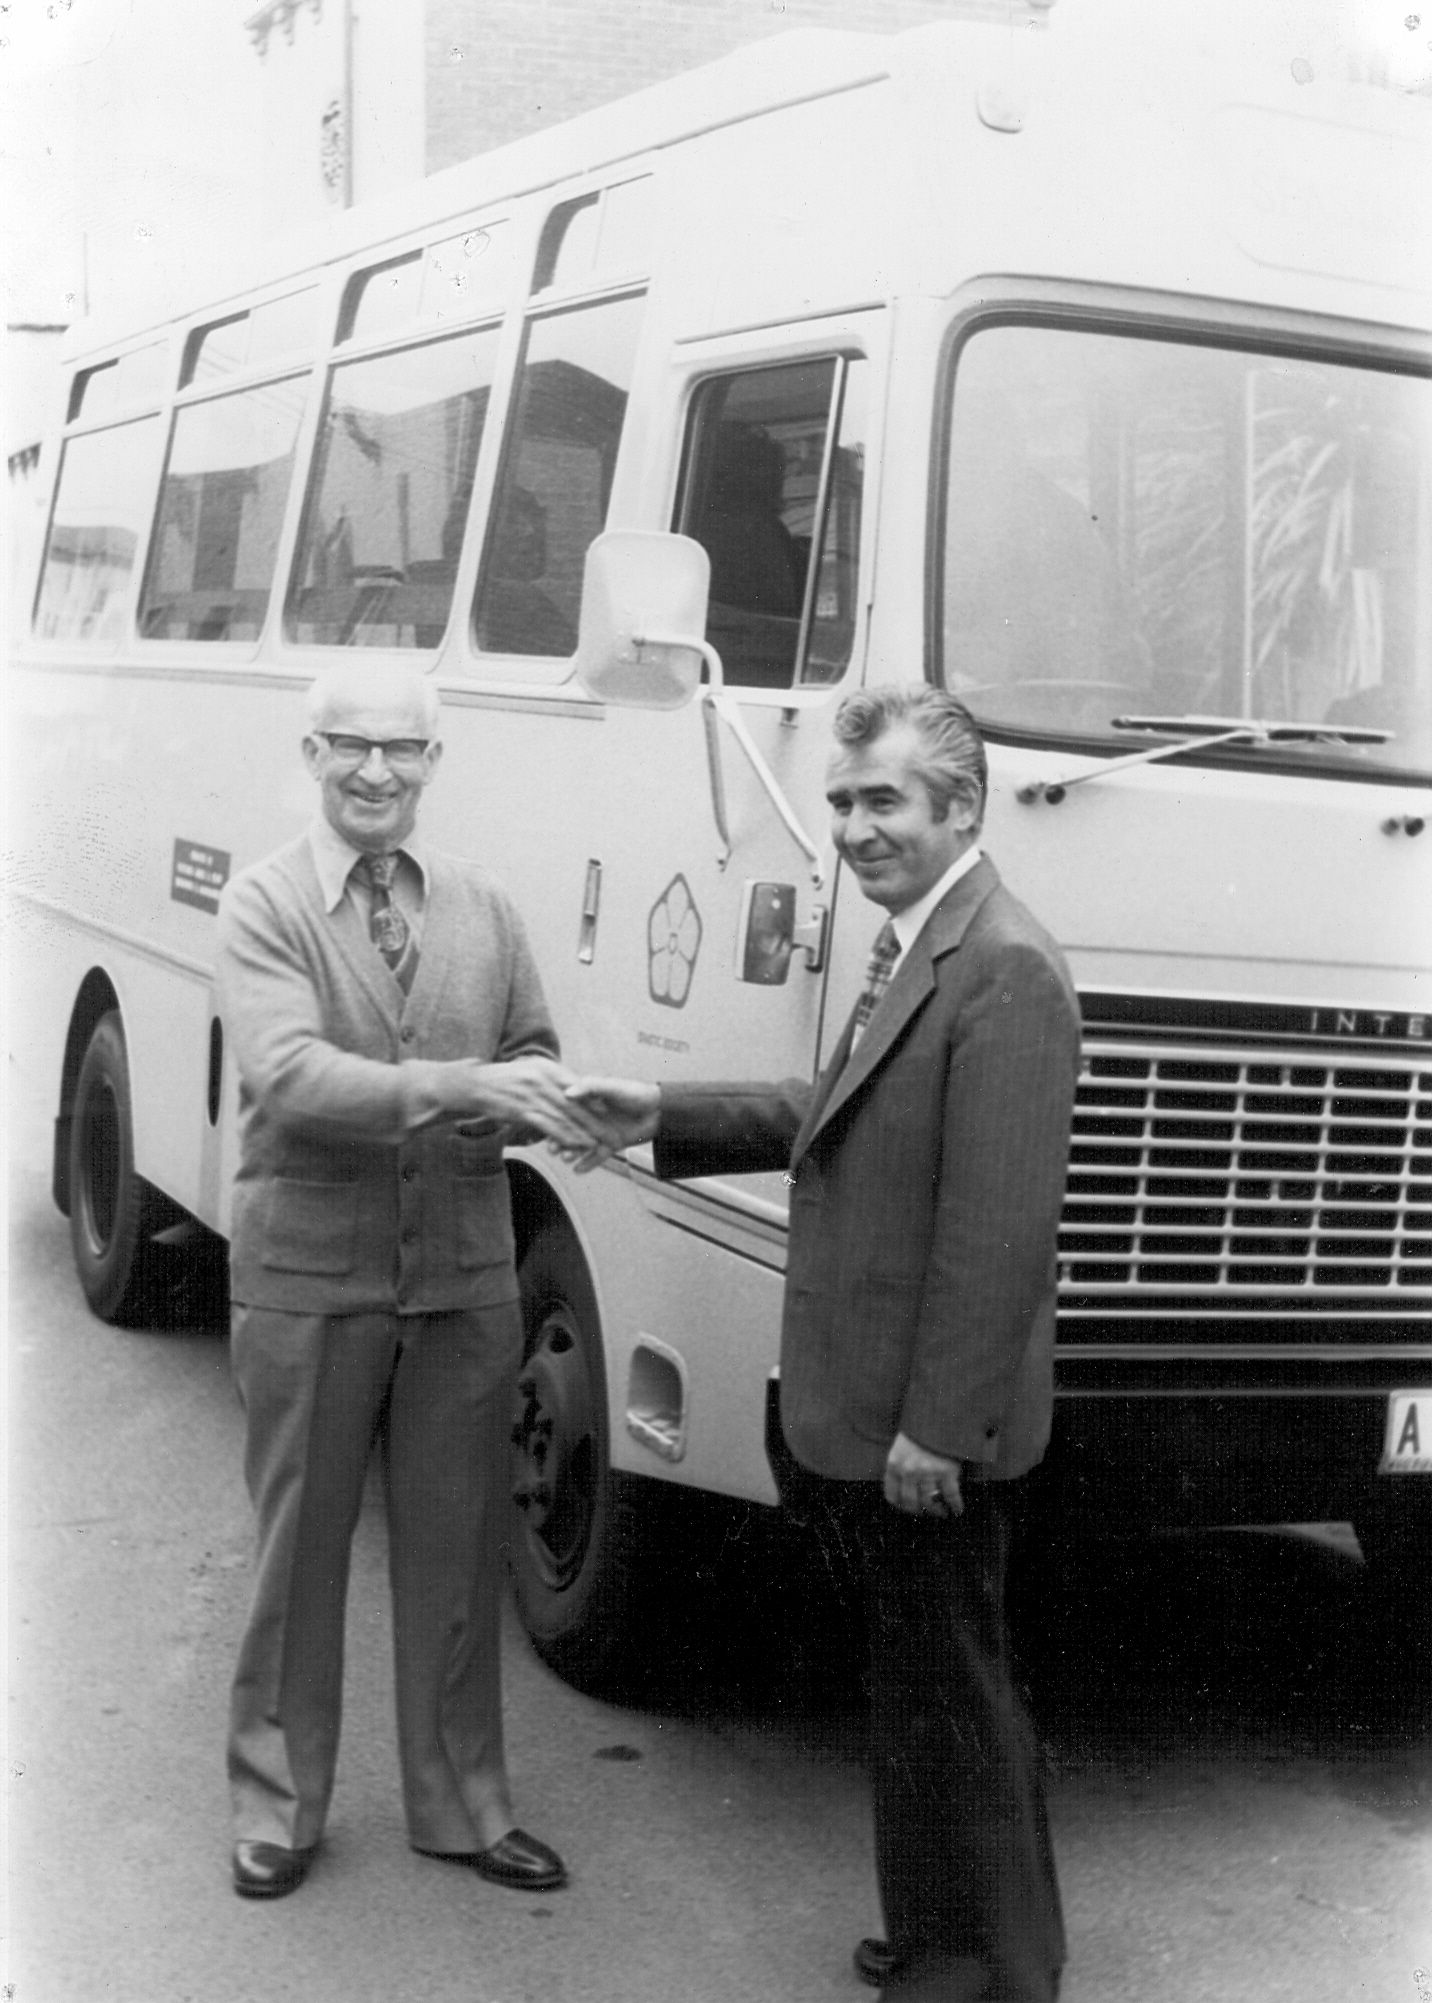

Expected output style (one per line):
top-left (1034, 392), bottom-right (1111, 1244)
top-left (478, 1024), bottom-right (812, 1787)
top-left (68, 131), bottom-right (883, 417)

top-left (232, 1841), bottom-right (316, 1899)
top-left (420, 1828), bottom-right (568, 1892)
top-left (854, 1937), bottom-right (902, 1987)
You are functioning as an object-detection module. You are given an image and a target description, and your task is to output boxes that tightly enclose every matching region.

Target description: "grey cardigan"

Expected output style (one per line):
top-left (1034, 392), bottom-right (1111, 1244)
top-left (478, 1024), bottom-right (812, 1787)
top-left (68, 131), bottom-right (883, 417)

top-left (217, 833), bottom-right (558, 1315)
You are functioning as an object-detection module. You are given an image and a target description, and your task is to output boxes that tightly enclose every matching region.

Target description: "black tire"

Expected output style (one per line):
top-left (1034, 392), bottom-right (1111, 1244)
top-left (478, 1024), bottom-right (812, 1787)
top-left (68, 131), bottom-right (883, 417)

top-left (68, 1012), bottom-right (163, 1324)
top-left (509, 1223), bottom-right (649, 1689)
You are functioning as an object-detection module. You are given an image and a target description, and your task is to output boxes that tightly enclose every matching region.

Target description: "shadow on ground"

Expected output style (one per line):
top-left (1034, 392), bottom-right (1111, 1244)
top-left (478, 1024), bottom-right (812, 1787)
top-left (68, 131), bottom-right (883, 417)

top-left (595, 1494), bottom-right (1432, 1811)
top-left (135, 1228), bottom-right (233, 1333)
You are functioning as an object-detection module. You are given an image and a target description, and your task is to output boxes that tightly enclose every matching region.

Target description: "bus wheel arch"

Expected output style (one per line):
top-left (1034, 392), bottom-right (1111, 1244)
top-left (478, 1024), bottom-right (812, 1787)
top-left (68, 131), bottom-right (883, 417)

top-left (67, 1006), bottom-right (164, 1324)
top-left (506, 1175), bottom-right (647, 1690)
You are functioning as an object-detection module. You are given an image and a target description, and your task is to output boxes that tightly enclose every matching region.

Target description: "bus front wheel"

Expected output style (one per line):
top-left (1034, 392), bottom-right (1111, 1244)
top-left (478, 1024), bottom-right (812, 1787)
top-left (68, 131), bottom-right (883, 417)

top-left (510, 1224), bottom-right (646, 1689)
top-left (68, 1012), bottom-right (162, 1324)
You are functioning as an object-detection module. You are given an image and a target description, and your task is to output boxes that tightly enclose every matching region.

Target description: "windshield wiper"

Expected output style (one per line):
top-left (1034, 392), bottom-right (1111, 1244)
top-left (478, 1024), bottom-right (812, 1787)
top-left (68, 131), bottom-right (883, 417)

top-left (1113, 713), bottom-right (1392, 746)
top-left (1019, 714), bottom-right (1392, 805)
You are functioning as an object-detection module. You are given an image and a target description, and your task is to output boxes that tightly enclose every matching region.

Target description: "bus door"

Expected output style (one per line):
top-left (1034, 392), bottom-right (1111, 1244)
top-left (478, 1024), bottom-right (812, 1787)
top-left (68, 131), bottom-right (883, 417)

top-left (632, 332), bottom-right (874, 1095)
top-left (568, 334), bottom-right (877, 1488)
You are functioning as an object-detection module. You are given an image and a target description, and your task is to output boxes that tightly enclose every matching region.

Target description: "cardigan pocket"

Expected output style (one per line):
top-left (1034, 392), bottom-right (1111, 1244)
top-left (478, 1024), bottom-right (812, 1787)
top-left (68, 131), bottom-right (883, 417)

top-left (258, 1177), bottom-right (358, 1274)
top-left (454, 1161), bottom-right (517, 1271)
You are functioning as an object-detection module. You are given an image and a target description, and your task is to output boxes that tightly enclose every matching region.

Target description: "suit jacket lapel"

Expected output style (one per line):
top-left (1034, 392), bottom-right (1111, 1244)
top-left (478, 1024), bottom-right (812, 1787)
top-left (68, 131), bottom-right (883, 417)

top-left (794, 856), bottom-right (1003, 1160)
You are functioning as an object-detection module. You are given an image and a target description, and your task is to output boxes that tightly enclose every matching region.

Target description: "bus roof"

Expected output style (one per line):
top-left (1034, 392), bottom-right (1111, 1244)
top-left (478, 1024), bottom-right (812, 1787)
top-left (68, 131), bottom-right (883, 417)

top-left (58, 1), bottom-right (1432, 364)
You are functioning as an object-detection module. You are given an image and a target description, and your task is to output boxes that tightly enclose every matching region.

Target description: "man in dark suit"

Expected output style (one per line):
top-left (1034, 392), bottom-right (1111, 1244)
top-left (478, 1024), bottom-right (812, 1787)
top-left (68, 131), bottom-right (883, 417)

top-left (216, 662), bottom-right (605, 1902)
top-left (570, 686), bottom-right (1080, 2001)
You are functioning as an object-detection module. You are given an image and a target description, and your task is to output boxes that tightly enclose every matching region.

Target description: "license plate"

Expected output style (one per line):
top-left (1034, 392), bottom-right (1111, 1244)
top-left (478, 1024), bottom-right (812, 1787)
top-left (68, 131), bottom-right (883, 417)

top-left (1379, 1392), bottom-right (1432, 1474)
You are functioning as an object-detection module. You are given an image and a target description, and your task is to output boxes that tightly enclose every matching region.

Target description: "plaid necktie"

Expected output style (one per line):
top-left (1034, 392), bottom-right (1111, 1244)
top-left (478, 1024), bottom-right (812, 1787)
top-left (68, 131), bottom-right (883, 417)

top-left (359, 852), bottom-right (419, 994)
top-left (849, 920), bottom-right (899, 1053)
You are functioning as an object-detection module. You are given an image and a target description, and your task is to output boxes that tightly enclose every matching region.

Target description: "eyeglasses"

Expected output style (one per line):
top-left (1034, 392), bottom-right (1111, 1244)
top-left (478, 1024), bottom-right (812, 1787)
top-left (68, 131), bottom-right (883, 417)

top-left (317, 733), bottom-right (431, 767)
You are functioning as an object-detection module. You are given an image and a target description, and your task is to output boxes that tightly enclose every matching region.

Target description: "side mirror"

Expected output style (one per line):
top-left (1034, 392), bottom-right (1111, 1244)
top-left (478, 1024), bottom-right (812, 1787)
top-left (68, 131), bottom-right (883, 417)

top-left (574, 530), bottom-right (712, 709)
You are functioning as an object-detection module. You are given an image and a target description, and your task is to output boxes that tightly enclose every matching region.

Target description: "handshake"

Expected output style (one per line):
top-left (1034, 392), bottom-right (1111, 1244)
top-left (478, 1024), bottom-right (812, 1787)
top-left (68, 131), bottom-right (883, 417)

top-left (465, 1056), bottom-right (658, 1171)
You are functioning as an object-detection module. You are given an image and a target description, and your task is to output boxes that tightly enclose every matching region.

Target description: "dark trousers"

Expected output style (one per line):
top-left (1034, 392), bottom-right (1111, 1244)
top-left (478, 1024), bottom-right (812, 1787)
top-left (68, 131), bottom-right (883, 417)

top-left (227, 1303), bottom-right (521, 1855)
top-left (790, 1464), bottom-right (1064, 2002)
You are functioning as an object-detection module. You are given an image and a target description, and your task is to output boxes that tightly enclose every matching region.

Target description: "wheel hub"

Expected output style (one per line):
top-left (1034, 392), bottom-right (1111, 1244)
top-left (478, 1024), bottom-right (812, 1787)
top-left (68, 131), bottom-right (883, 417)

top-left (511, 1307), bottom-right (599, 1591)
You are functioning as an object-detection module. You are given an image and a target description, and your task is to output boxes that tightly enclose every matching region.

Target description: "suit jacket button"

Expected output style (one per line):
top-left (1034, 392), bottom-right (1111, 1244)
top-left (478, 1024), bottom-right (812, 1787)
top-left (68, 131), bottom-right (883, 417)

top-left (400, 1026), bottom-right (416, 1043)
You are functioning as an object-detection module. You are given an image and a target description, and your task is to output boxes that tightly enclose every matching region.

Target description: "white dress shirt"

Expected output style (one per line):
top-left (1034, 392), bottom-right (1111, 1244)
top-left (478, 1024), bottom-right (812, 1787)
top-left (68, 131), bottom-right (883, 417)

top-left (886, 843), bottom-right (983, 971)
top-left (308, 815), bottom-right (429, 947)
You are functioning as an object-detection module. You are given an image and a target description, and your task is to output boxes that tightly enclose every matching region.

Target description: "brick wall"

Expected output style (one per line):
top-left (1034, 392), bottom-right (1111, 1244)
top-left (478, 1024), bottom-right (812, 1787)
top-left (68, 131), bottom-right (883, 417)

top-left (426, 0), bottom-right (1033, 172)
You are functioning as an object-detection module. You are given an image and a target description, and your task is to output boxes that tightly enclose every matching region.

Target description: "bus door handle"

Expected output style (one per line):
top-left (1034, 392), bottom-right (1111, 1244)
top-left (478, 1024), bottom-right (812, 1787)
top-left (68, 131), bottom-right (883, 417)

top-left (578, 858), bottom-right (602, 964)
top-left (736, 884), bottom-right (827, 983)
top-left (793, 903), bottom-right (828, 974)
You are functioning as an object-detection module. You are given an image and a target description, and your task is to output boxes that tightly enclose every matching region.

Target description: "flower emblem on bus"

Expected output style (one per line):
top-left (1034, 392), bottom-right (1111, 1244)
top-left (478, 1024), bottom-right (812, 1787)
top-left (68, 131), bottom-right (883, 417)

top-left (648, 875), bottom-right (702, 1009)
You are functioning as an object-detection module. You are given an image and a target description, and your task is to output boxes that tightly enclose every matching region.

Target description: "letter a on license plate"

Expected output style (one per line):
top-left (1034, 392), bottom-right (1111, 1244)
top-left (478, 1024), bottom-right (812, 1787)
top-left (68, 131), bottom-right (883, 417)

top-left (1380, 1392), bottom-right (1432, 1474)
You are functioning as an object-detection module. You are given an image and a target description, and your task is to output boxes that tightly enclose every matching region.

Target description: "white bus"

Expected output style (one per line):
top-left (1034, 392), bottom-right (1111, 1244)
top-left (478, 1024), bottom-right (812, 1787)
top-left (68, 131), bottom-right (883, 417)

top-left (11, 2), bottom-right (1431, 1684)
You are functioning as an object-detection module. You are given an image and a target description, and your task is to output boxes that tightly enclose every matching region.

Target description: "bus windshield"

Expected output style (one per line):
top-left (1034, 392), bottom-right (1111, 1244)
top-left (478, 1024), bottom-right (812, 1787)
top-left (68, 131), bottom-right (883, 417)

top-left (938, 323), bottom-right (1431, 779)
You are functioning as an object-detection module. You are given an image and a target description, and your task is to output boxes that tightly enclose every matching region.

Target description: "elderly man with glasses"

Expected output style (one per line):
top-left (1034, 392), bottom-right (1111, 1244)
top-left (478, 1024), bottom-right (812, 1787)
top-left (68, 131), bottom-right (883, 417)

top-left (216, 662), bottom-right (605, 1904)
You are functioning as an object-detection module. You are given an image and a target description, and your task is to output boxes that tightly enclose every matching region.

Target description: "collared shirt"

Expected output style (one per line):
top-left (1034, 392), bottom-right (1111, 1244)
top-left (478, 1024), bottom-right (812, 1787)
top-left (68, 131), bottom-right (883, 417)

top-left (886, 843), bottom-right (983, 971)
top-left (307, 814), bottom-right (429, 947)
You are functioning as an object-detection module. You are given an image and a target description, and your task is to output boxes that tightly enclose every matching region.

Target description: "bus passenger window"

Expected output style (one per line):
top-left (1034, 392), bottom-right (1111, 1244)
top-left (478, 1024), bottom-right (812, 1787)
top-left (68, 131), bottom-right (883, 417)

top-left (32, 416), bottom-right (163, 642)
top-left (183, 315), bottom-right (249, 387)
top-left (336, 253), bottom-right (423, 348)
top-left (530, 180), bottom-right (654, 296)
top-left (473, 291), bottom-right (644, 659)
top-left (68, 342), bottom-right (166, 423)
top-left (179, 294), bottom-right (315, 387)
top-left (677, 356), bottom-right (865, 690)
top-left (287, 327), bottom-right (499, 649)
top-left (422, 224), bottom-right (513, 325)
top-left (138, 377), bottom-right (307, 643)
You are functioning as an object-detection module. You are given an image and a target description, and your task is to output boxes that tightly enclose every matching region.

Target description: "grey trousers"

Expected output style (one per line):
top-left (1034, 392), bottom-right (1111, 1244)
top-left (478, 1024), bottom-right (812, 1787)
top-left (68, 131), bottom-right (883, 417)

top-left (226, 1302), bottom-right (522, 1854)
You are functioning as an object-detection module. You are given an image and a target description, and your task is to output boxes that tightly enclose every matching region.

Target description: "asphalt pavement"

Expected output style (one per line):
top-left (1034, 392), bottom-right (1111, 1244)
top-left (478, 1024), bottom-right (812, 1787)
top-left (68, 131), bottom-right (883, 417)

top-left (5, 1035), bottom-right (1431, 2003)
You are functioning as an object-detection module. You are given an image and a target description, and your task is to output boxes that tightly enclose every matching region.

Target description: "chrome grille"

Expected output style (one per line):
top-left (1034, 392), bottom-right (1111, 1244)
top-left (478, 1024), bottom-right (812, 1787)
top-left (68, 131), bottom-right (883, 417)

top-left (1060, 1040), bottom-right (1432, 1302)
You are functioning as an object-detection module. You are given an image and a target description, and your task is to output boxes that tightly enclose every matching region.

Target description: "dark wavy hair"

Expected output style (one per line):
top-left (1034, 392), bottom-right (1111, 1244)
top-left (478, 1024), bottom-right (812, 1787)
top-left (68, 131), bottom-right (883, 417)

top-left (832, 685), bottom-right (987, 828)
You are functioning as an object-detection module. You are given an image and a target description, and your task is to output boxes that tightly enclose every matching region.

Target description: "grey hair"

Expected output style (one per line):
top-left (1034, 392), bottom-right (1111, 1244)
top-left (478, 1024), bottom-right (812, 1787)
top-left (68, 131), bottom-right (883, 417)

top-left (305, 663), bottom-right (442, 737)
top-left (832, 685), bottom-right (987, 827)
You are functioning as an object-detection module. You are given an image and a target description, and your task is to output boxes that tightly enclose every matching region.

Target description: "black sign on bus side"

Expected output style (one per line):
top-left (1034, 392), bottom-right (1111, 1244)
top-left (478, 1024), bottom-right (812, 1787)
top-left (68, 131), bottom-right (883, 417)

top-left (171, 839), bottom-right (231, 915)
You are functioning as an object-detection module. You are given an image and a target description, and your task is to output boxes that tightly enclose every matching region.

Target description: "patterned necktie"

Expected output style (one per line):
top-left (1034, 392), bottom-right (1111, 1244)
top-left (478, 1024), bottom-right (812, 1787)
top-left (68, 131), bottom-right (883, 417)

top-left (849, 920), bottom-right (899, 1053)
top-left (359, 852), bottom-right (419, 994)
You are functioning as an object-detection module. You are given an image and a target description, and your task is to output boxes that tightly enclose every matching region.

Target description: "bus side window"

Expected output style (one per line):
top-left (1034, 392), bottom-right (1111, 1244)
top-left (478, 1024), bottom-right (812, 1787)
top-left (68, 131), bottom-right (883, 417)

top-left (286, 326), bottom-right (499, 649)
top-left (676, 356), bottom-right (866, 690)
top-left (472, 291), bottom-right (644, 659)
top-left (32, 416), bottom-right (164, 644)
top-left (138, 377), bottom-right (308, 643)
